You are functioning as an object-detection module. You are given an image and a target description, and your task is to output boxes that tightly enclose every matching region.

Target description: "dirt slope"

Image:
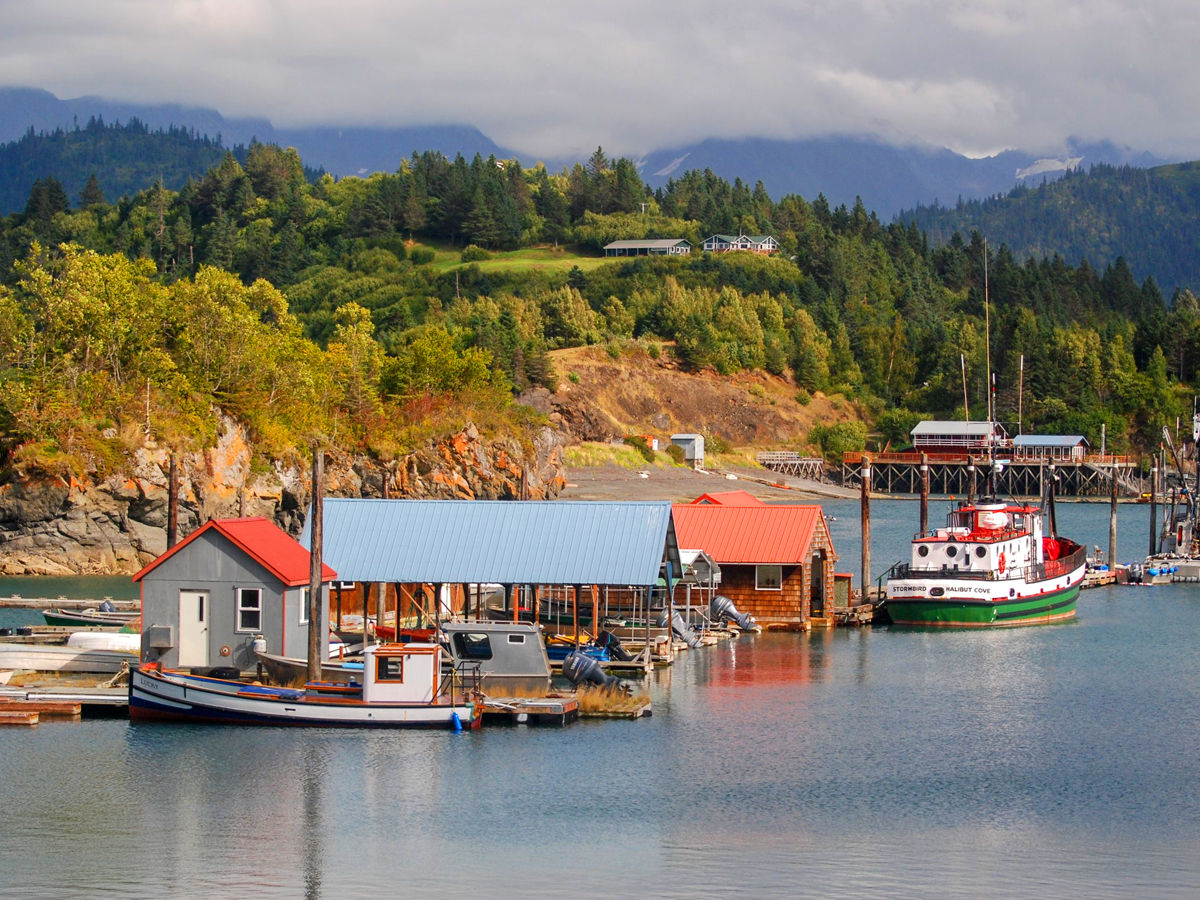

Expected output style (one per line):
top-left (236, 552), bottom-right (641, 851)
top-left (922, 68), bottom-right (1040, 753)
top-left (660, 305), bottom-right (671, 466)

top-left (531, 344), bottom-right (864, 449)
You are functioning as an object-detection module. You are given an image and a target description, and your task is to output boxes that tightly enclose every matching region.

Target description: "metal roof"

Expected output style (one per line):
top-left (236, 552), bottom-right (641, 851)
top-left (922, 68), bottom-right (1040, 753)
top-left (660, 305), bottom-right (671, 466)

top-left (672, 504), bottom-right (828, 565)
top-left (911, 420), bottom-right (1005, 436)
top-left (1012, 434), bottom-right (1088, 447)
top-left (133, 517), bottom-right (337, 586)
top-left (603, 239), bottom-right (690, 249)
top-left (301, 499), bottom-right (679, 587)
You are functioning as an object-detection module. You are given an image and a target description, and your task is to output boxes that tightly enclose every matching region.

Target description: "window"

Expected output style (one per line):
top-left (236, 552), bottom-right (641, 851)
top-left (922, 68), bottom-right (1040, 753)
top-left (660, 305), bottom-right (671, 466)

top-left (507, 634), bottom-right (526, 645)
top-left (237, 587), bottom-right (262, 632)
top-left (376, 655), bottom-right (404, 682)
top-left (452, 632), bottom-right (494, 660)
top-left (298, 587), bottom-right (310, 625)
top-left (755, 565), bottom-right (783, 591)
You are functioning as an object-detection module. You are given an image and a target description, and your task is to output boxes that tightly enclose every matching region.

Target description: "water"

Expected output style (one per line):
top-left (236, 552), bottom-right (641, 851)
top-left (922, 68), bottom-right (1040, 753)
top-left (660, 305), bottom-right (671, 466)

top-left (1, 500), bottom-right (1197, 898)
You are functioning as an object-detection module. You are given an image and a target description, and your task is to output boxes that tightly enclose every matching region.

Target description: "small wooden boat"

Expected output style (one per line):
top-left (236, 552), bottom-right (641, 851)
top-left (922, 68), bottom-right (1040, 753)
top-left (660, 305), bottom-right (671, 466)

top-left (130, 643), bottom-right (481, 729)
top-left (42, 607), bottom-right (139, 628)
top-left (0, 641), bottom-right (137, 674)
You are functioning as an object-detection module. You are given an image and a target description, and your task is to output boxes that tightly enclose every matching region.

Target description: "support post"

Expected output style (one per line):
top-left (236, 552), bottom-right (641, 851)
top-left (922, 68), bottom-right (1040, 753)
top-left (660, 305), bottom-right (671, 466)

top-left (861, 456), bottom-right (872, 604)
top-left (166, 453), bottom-right (179, 549)
top-left (967, 459), bottom-right (976, 505)
top-left (919, 453), bottom-right (929, 534)
top-left (1150, 465), bottom-right (1159, 556)
top-left (1109, 464), bottom-right (1119, 568)
top-left (307, 448), bottom-right (324, 683)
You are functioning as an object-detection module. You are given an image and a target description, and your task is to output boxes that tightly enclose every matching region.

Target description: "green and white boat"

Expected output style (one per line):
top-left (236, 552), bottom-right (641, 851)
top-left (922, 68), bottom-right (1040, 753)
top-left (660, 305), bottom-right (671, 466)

top-left (885, 498), bottom-right (1086, 627)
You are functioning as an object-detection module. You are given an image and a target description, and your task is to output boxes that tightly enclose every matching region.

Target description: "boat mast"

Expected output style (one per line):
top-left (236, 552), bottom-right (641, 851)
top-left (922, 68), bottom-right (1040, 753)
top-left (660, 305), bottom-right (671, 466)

top-left (983, 242), bottom-right (999, 498)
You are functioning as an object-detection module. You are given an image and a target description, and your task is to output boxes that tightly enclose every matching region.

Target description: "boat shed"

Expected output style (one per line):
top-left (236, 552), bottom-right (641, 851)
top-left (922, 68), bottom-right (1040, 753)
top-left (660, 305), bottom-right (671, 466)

top-left (133, 517), bottom-right (337, 672)
top-left (1012, 434), bottom-right (1089, 461)
top-left (303, 499), bottom-right (682, 628)
top-left (910, 420), bottom-right (1010, 455)
top-left (671, 502), bottom-right (836, 629)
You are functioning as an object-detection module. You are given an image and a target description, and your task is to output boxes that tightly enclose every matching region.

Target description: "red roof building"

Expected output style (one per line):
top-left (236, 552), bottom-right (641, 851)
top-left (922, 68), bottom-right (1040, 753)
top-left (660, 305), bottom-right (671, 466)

top-left (134, 517), bottom-right (337, 670)
top-left (672, 502), bottom-right (837, 629)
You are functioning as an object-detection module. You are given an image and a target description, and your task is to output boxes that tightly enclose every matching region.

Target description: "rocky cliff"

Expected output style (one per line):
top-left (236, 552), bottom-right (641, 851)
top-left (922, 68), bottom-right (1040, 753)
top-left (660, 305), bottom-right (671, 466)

top-left (0, 419), bottom-right (565, 575)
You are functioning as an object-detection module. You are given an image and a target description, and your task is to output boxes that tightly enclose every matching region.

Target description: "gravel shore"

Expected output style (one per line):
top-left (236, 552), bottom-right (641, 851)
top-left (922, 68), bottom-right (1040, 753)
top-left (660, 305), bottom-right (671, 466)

top-left (559, 464), bottom-right (858, 503)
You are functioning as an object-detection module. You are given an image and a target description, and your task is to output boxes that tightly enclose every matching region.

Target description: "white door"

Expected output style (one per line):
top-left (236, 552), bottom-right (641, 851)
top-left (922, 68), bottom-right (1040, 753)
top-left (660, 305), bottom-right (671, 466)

top-left (178, 590), bottom-right (209, 666)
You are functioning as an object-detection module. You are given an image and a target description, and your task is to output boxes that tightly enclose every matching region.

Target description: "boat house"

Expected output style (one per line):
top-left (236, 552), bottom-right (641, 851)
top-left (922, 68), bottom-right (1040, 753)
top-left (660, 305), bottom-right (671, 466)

top-left (910, 420), bottom-right (1010, 456)
top-left (305, 499), bottom-right (682, 650)
top-left (671, 495), bottom-right (837, 629)
top-left (1011, 434), bottom-right (1089, 461)
top-left (133, 517), bottom-right (336, 671)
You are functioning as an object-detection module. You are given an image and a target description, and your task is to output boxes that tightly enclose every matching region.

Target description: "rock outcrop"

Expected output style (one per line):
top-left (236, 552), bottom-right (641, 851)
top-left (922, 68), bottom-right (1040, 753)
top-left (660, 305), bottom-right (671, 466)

top-left (0, 419), bottom-right (566, 575)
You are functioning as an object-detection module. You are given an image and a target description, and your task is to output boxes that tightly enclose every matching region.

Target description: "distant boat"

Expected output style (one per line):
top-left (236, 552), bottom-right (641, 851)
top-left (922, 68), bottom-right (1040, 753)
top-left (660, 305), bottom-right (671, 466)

top-left (129, 643), bottom-right (480, 729)
top-left (42, 607), bottom-right (139, 628)
top-left (885, 497), bottom-right (1086, 627)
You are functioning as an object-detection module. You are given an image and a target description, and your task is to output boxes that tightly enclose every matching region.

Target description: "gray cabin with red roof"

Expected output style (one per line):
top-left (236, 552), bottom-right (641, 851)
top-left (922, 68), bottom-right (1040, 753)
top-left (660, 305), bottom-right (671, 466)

top-left (132, 517), bottom-right (336, 672)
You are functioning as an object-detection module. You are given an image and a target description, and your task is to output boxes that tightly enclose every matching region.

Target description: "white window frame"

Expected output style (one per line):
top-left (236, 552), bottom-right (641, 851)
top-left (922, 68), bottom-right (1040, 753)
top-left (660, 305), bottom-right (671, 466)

top-left (755, 565), bottom-right (783, 591)
top-left (237, 587), bottom-right (262, 632)
top-left (298, 586), bottom-right (310, 626)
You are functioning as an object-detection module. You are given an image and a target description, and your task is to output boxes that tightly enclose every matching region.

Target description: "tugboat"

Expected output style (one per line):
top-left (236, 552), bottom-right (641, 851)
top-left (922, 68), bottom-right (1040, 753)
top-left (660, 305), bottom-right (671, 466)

top-left (885, 490), bottom-right (1086, 627)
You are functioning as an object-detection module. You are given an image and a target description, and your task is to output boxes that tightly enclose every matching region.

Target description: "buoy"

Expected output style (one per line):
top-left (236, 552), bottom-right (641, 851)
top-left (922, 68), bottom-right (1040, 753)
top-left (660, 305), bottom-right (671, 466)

top-left (451, 712), bottom-right (462, 733)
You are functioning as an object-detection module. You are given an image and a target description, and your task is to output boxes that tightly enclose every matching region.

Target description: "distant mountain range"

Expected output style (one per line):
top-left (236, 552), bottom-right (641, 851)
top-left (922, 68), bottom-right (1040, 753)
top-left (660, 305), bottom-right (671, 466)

top-left (1, 86), bottom-right (1183, 220)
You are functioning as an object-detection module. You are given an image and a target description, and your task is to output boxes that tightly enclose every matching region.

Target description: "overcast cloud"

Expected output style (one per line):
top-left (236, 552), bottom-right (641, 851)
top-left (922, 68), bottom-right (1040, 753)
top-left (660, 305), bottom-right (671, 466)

top-left (1, 0), bottom-right (1197, 160)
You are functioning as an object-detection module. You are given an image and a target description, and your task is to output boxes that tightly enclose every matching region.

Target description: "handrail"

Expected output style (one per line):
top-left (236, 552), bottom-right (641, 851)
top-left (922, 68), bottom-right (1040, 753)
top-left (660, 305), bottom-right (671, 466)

top-left (843, 450), bottom-right (1135, 466)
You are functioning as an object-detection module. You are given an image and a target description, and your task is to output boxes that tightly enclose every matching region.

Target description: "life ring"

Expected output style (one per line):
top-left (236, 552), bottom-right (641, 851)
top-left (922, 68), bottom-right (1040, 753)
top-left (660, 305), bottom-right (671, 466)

top-left (998, 552), bottom-right (1007, 575)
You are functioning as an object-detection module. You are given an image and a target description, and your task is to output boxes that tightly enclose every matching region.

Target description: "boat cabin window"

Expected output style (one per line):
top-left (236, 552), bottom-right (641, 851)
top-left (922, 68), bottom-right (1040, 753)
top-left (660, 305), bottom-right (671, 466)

top-left (453, 632), bottom-right (494, 660)
top-left (946, 545), bottom-right (958, 558)
top-left (756, 565), bottom-right (783, 591)
top-left (507, 634), bottom-right (526, 644)
top-left (375, 655), bottom-right (404, 682)
top-left (975, 547), bottom-right (987, 558)
top-left (237, 588), bottom-right (262, 632)
top-left (917, 545), bottom-right (929, 557)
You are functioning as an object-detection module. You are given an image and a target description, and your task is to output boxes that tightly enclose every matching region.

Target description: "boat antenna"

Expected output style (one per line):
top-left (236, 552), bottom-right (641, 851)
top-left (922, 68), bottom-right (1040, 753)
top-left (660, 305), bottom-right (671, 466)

top-left (961, 353), bottom-right (970, 423)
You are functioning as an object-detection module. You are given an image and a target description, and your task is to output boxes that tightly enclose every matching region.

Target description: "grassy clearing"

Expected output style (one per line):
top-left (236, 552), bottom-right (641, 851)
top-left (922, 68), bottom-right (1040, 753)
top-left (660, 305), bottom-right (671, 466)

top-left (564, 442), bottom-right (678, 469)
top-left (576, 684), bottom-right (650, 715)
top-left (425, 244), bottom-right (611, 276)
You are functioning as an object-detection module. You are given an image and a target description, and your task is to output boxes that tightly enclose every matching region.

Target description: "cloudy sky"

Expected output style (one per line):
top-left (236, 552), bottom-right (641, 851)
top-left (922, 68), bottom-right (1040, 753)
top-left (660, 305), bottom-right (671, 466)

top-left (1, 0), bottom-right (1197, 160)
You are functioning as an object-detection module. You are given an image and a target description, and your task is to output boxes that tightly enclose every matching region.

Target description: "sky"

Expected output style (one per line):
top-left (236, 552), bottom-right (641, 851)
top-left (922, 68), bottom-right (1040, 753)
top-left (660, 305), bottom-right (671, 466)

top-left (1, 0), bottom-right (1198, 160)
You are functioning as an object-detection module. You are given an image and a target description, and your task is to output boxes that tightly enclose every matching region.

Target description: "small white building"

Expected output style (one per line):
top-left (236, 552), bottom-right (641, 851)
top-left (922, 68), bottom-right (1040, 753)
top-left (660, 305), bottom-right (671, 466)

top-left (1011, 434), bottom-right (1089, 461)
top-left (603, 239), bottom-right (691, 257)
top-left (910, 421), bottom-right (1010, 455)
top-left (671, 433), bottom-right (705, 469)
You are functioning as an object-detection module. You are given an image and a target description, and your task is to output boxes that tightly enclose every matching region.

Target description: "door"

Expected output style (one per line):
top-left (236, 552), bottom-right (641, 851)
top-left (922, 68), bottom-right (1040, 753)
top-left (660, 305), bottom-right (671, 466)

top-left (809, 553), bottom-right (826, 617)
top-left (178, 590), bottom-right (209, 666)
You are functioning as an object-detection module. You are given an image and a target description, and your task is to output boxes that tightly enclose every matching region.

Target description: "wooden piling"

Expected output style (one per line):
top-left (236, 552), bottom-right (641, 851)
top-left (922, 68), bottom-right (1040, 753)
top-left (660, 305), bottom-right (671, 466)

top-left (1150, 465), bottom-right (1159, 556)
top-left (1109, 462), bottom-right (1119, 566)
top-left (919, 453), bottom-right (929, 534)
top-left (308, 448), bottom-right (324, 683)
top-left (861, 455), bottom-right (872, 602)
top-left (167, 453), bottom-right (179, 549)
top-left (967, 459), bottom-right (976, 505)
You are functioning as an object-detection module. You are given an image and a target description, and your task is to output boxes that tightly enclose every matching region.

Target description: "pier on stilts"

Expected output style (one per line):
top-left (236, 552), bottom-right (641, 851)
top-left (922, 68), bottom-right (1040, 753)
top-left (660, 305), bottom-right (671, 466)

top-left (841, 451), bottom-right (1142, 498)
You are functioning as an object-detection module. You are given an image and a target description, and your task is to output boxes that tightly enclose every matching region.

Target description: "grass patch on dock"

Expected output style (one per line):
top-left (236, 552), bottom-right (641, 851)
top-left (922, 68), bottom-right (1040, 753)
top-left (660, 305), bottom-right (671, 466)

top-left (576, 684), bottom-right (649, 715)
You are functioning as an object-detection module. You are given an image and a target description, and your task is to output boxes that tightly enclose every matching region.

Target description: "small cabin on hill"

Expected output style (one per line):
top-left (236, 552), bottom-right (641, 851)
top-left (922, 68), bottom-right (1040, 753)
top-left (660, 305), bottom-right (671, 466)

top-left (133, 517), bottom-right (336, 672)
top-left (671, 495), bottom-right (836, 629)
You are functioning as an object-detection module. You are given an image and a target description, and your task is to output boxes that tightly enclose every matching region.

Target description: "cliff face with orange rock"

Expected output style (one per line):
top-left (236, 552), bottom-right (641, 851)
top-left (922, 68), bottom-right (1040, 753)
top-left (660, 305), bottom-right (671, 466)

top-left (0, 418), bottom-right (565, 575)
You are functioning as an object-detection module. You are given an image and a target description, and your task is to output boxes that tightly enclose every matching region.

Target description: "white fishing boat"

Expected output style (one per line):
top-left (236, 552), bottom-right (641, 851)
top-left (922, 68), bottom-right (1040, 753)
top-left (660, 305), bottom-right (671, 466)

top-left (0, 639), bottom-right (137, 674)
top-left (129, 642), bottom-right (481, 729)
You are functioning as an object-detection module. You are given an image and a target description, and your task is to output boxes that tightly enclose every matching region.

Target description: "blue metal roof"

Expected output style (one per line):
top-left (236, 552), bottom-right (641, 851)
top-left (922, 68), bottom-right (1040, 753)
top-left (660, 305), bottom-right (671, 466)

top-left (1012, 434), bottom-right (1088, 447)
top-left (301, 499), bottom-right (680, 587)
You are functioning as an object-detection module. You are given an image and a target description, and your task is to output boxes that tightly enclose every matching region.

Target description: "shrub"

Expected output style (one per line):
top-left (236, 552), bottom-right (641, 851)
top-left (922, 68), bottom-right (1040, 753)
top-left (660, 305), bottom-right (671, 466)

top-left (666, 444), bottom-right (686, 465)
top-left (809, 421), bottom-right (868, 461)
top-left (705, 432), bottom-right (731, 455)
top-left (409, 247), bottom-right (435, 265)
top-left (567, 371), bottom-right (581, 384)
top-left (460, 244), bottom-right (491, 262)
top-left (647, 342), bottom-right (661, 360)
top-left (623, 434), bottom-right (655, 463)
top-left (795, 388), bottom-right (811, 406)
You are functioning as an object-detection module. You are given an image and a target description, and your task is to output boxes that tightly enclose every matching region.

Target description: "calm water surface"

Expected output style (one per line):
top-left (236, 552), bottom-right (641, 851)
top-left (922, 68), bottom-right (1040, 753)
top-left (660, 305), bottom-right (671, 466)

top-left (1, 500), bottom-right (1197, 898)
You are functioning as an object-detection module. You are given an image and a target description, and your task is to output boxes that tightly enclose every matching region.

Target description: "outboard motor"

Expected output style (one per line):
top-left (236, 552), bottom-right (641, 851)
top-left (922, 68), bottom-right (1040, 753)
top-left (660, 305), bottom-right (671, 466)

top-left (562, 651), bottom-right (621, 688)
top-left (99, 599), bottom-right (116, 613)
top-left (656, 607), bottom-right (701, 648)
top-left (595, 629), bottom-right (633, 662)
top-left (710, 595), bottom-right (757, 631)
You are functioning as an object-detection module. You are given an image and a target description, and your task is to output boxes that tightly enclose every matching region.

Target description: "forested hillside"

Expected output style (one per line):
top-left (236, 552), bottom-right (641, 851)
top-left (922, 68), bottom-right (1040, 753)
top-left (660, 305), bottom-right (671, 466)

top-left (0, 129), bottom-right (1196, 485)
top-left (900, 162), bottom-right (1200, 294)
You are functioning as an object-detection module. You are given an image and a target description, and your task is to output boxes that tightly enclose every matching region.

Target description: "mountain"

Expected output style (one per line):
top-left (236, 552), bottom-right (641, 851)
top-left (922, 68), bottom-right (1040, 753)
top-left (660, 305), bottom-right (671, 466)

top-left (0, 86), bottom-right (1182, 221)
top-left (635, 135), bottom-right (1176, 217)
top-left (0, 86), bottom-right (513, 179)
top-left (898, 161), bottom-right (1200, 294)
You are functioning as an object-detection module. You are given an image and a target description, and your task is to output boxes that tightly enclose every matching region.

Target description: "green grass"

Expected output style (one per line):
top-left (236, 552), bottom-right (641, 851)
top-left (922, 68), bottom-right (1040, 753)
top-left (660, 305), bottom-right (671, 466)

top-left (423, 243), bottom-right (611, 275)
top-left (564, 442), bottom-right (675, 469)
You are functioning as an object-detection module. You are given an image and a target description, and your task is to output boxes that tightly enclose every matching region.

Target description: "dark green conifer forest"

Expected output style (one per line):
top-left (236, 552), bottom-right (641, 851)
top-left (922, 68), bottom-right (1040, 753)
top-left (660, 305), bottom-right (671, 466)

top-left (0, 121), bottom-right (1196, 477)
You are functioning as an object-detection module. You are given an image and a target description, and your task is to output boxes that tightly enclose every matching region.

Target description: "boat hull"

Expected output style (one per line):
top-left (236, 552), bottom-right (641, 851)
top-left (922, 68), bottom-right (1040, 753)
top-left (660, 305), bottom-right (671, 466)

top-left (42, 609), bottom-right (139, 628)
top-left (128, 667), bottom-right (479, 729)
top-left (885, 570), bottom-right (1084, 627)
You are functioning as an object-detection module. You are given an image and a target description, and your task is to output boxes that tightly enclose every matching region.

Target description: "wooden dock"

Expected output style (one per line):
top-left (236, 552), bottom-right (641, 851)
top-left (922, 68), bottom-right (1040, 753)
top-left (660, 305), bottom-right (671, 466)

top-left (479, 696), bottom-right (579, 726)
top-left (0, 597), bottom-right (139, 611)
